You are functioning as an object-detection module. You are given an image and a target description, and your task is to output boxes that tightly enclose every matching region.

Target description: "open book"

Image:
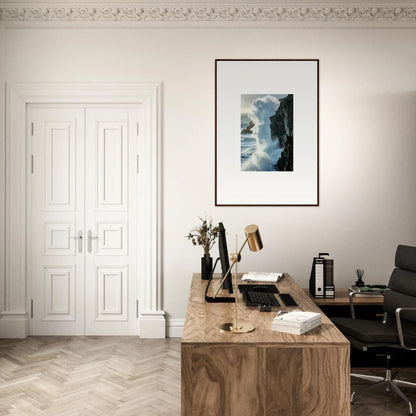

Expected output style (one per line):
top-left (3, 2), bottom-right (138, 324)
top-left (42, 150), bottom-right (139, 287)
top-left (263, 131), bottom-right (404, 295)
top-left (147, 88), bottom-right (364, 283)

top-left (242, 272), bottom-right (283, 283)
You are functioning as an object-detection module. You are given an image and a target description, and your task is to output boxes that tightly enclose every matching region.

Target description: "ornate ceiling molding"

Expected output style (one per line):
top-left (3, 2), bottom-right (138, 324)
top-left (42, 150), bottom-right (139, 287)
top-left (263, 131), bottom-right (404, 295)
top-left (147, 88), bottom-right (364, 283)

top-left (0, 4), bottom-right (415, 22)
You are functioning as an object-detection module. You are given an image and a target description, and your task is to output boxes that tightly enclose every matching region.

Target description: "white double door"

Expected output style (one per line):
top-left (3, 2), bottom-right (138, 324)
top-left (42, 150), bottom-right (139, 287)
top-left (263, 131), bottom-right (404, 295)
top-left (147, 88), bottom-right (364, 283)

top-left (29, 105), bottom-right (141, 335)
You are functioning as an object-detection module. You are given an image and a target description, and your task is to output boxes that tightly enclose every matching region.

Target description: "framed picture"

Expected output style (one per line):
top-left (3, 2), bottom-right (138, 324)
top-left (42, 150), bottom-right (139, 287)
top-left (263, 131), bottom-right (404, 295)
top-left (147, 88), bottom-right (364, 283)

top-left (215, 59), bottom-right (319, 206)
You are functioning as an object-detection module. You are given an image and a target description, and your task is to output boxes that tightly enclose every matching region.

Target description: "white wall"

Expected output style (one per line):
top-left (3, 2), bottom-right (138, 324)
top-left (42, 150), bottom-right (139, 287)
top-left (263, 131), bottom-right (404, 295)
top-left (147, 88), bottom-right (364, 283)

top-left (1, 20), bottom-right (416, 329)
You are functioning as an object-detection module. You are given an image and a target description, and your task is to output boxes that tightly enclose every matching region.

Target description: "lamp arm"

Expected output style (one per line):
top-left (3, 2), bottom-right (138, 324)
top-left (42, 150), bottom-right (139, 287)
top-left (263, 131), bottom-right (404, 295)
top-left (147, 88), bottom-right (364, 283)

top-left (213, 237), bottom-right (249, 299)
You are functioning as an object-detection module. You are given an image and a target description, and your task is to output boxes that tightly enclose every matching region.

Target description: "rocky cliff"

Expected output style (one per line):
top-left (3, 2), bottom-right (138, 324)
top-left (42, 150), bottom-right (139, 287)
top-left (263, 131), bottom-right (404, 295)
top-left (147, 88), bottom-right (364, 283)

top-left (269, 94), bottom-right (293, 171)
top-left (241, 120), bottom-right (254, 135)
top-left (275, 134), bottom-right (293, 171)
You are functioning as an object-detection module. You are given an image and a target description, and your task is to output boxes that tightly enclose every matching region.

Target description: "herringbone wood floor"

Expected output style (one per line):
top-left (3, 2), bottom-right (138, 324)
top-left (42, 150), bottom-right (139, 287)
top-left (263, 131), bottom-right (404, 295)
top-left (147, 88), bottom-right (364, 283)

top-left (1, 337), bottom-right (416, 415)
top-left (0, 337), bottom-right (180, 416)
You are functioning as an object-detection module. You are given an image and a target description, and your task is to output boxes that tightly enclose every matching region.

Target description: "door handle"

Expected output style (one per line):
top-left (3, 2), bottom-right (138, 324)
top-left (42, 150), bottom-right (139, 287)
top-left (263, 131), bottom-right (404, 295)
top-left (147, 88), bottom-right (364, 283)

top-left (70, 230), bottom-right (83, 253)
top-left (87, 230), bottom-right (98, 253)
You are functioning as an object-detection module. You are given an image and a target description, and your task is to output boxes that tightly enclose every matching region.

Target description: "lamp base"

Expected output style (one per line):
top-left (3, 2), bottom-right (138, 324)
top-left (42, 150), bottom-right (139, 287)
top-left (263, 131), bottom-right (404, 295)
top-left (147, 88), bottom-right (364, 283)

top-left (219, 322), bottom-right (255, 334)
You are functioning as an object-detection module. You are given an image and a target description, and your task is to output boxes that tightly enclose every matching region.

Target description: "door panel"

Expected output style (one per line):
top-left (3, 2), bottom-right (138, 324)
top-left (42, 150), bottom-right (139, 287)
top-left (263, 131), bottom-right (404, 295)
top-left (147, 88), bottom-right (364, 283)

top-left (96, 222), bottom-right (128, 256)
top-left (29, 107), bottom-right (85, 335)
top-left (96, 120), bottom-right (128, 210)
top-left (85, 107), bottom-right (138, 335)
top-left (44, 123), bottom-right (75, 209)
top-left (44, 265), bottom-right (76, 319)
top-left (43, 222), bottom-right (76, 255)
top-left (96, 266), bottom-right (128, 320)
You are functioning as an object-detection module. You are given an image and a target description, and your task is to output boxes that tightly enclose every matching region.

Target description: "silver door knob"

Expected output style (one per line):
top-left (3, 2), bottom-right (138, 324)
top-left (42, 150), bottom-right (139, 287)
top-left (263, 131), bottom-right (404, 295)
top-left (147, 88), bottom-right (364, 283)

top-left (70, 230), bottom-right (83, 253)
top-left (87, 230), bottom-right (98, 253)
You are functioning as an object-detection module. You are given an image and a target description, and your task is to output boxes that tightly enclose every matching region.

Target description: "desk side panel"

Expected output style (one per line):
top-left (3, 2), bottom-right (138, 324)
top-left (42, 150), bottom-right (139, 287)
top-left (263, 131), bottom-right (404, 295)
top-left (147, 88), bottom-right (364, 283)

top-left (265, 347), bottom-right (303, 415)
top-left (181, 344), bottom-right (265, 416)
top-left (300, 345), bottom-right (350, 415)
top-left (182, 343), bottom-right (350, 416)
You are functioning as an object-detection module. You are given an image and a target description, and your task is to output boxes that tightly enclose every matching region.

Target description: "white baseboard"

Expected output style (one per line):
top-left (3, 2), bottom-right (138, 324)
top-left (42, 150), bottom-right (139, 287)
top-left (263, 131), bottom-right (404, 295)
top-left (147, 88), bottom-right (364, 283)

top-left (0, 311), bottom-right (184, 339)
top-left (139, 310), bottom-right (166, 338)
top-left (0, 312), bottom-right (28, 338)
top-left (167, 319), bottom-right (184, 338)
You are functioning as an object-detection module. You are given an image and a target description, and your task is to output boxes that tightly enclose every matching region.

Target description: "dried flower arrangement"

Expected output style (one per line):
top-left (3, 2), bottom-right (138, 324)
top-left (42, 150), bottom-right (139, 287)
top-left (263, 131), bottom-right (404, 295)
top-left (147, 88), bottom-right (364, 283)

top-left (186, 216), bottom-right (219, 264)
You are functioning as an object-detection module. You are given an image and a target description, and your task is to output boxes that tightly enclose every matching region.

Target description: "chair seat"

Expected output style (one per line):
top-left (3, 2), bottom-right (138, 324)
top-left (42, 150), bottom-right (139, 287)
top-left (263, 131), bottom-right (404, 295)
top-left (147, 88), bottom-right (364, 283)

top-left (332, 317), bottom-right (416, 345)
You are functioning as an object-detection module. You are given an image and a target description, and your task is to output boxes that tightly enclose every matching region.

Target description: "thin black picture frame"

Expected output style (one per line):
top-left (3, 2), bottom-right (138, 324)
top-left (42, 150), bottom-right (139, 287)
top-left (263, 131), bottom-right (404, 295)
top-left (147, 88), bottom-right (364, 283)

top-left (215, 59), bottom-right (319, 207)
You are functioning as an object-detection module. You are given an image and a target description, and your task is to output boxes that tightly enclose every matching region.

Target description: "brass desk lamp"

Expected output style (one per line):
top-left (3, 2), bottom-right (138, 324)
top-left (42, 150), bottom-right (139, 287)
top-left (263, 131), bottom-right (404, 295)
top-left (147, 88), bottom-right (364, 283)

top-left (213, 224), bottom-right (263, 334)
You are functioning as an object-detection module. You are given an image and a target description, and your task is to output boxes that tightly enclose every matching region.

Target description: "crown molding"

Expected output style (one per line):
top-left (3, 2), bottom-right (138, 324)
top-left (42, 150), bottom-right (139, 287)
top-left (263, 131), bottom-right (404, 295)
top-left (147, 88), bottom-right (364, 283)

top-left (0, 4), bottom-right (415, 22)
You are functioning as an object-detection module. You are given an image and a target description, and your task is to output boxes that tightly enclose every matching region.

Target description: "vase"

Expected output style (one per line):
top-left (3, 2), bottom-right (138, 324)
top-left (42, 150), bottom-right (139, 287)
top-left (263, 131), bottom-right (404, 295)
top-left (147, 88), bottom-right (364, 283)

top-left (355, 278), bottom-right (365, 287)
top-left (201, 256), bottom-right (213, 280)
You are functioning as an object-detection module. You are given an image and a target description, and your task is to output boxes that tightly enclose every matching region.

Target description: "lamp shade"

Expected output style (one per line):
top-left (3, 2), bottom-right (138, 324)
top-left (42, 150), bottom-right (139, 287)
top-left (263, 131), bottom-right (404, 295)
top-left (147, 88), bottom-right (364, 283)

top-left (244, 224), bottom-right (263, 252)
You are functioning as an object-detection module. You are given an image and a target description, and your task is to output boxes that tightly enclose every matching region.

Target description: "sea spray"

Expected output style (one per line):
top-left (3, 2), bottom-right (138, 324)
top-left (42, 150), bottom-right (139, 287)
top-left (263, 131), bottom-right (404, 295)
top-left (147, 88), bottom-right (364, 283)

top-left (241, 95), bottom-right (283, 171)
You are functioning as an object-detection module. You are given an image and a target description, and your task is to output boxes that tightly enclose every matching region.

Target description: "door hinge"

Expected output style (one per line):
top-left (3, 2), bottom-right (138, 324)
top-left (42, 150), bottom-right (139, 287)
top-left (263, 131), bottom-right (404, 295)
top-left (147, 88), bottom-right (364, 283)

top-left (31, 155), bottom-right (34, 174)
top-left (30, 299), bottom-right (33, 319)
top-left (136, 299), bottom-right (139, 318)
top-left (136, 155), bottom-right (139, 173)
top-left (31, 122), bottom-right (34, 136)
top-left (136, 122), bottom-right (139, 136)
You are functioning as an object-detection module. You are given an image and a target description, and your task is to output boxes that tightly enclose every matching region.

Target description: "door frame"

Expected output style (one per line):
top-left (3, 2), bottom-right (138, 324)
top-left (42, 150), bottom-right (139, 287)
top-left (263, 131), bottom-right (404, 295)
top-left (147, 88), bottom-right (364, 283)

top-left (2, 83), bottom-right (165, 338)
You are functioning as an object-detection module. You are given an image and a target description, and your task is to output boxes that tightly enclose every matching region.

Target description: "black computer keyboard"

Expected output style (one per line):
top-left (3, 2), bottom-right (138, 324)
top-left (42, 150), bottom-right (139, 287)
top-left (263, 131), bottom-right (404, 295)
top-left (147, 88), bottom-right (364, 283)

top-left (244, 291), bottom-right (280, 307)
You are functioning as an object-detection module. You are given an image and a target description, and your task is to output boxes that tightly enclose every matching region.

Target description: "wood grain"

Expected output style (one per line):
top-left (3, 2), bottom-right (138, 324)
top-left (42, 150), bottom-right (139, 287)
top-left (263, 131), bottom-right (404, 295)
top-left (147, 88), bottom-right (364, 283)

top-left (182, 273), bottom-right (349, 345)
top-left (181, 273), bottom-right (350, 416)
top-left (301, 346), bottom-right (350, 415)
top-left (265, 347), bottom-right (302, 415)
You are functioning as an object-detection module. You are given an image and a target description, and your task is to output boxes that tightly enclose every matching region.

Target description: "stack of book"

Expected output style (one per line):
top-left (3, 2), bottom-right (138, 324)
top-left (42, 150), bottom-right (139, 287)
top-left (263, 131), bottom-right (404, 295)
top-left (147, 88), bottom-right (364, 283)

top-left (272, 311), bottom-right (321, 335)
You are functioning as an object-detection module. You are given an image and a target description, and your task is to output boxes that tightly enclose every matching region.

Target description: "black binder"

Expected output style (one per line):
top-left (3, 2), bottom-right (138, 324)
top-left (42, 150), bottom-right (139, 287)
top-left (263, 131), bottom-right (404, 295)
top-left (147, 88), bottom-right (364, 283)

top-left (309, 253), bottom-right (334, 299)
top-left (324, 258), bottom-right (335, 299)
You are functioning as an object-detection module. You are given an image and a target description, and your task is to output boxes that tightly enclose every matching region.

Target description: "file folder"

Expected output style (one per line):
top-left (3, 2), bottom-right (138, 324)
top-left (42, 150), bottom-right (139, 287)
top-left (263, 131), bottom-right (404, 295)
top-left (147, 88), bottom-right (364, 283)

top-left (309, 253), bottom-right (334, 299)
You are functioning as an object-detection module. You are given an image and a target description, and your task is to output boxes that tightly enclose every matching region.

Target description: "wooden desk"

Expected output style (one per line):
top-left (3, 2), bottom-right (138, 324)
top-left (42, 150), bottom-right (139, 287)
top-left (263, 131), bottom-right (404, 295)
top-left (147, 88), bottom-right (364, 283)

top-left (181, 274), bottom-right (350, 416)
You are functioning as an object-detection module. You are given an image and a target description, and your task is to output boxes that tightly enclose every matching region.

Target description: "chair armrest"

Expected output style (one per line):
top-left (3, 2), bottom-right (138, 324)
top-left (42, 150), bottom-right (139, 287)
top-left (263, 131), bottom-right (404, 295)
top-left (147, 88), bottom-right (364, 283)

top-left (348, 290), bottom-right (386, 319)
top-left (395, 307), bottom-right (416, 350)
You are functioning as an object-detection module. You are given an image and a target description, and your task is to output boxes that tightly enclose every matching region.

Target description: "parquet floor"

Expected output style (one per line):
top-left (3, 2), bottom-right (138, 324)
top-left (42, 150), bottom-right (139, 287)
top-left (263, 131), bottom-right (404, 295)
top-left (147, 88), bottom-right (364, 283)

top-left (1, 337), bottom-right (416, 415)
top-left (0, 337), bottom-right (180, 416)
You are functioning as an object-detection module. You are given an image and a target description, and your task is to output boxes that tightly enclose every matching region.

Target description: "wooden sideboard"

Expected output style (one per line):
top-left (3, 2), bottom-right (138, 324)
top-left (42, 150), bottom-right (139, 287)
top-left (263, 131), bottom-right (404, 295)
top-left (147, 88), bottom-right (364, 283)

top-left (181, 273), bottom-right (350, 416)
top-left (304, 288), bottom-right (384, 320)
top-left (304, 288), bottom-right (385, 306)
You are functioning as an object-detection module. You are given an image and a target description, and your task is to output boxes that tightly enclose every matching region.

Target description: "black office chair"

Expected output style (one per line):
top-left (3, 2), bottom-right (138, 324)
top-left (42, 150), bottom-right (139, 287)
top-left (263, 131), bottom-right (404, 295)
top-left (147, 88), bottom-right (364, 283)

top-left (332, 244), bottom-right (416, 416)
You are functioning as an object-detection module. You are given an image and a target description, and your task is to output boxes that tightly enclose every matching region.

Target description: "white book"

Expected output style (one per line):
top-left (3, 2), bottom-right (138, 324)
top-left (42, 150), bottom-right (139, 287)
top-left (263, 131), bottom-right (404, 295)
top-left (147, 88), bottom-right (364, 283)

top-left (242, 272), bottom-right (283, 283)
top-left (272, 311), bottom-right (321, 335)
top-left (272, 321), bottom-right (321, 335)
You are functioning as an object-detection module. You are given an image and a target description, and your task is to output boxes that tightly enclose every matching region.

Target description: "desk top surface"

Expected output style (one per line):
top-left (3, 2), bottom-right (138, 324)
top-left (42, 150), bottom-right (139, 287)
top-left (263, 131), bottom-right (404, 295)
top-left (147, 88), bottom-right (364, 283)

top-left (182, 273), bottom-right (349, 346)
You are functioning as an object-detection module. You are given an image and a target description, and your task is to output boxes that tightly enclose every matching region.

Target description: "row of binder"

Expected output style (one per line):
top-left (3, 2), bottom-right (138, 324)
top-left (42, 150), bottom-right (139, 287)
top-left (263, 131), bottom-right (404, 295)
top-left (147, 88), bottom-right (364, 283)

top-left (309, 253), bottom-right (334, 299)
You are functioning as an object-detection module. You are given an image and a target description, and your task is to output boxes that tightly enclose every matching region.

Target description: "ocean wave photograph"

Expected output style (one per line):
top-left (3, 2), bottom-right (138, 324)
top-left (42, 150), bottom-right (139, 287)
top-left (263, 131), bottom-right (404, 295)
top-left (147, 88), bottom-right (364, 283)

top-left (241, 94), bottom-right (293, 172)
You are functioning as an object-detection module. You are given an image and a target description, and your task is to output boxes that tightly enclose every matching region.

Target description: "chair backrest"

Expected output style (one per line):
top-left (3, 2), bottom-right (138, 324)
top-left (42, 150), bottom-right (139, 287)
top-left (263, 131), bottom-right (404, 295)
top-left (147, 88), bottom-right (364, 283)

top-left (384, 245), bottom-right (416, 323)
